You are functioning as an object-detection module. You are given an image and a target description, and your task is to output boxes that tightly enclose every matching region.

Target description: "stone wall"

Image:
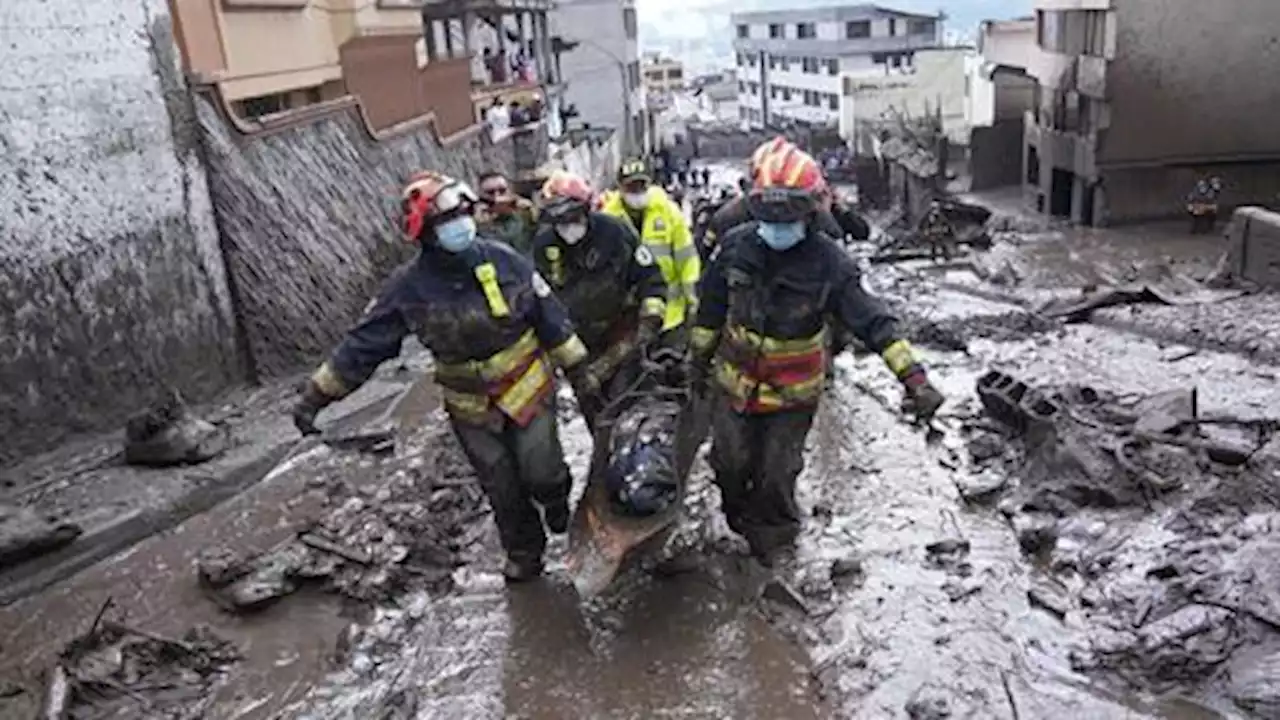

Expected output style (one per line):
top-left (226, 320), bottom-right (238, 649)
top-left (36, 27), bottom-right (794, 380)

top-left (195, 89), bottom-right (517, 379)
top-left (0, 0), bottom-right (240, 464)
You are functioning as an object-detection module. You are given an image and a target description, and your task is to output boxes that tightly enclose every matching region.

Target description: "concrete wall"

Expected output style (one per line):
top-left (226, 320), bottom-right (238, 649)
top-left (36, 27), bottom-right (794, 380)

top-left (552, 0), bottom-right (640, 148)
top-left (969, 118), bottom-right (1025, 190)
top-left (0, 0), bottom-right (241, 464)
top-left (195, 88), bottom-right (515, 379)
top-left (1100, 163), bottom-right (1280, 226)
top-left (1103, 0), bottom-right (1280, 166)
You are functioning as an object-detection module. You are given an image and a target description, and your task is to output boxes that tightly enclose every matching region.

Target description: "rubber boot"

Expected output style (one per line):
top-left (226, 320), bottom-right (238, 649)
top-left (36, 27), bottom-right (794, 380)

top-left (542, 500), bottom-right (570, 535)
top-left (503, 555), bottom-right (544, 583)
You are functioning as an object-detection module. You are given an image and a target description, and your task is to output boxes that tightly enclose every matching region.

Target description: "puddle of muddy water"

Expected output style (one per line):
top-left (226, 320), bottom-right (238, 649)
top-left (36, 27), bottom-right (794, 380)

top-left (502, 566), bottom-right (824, 720)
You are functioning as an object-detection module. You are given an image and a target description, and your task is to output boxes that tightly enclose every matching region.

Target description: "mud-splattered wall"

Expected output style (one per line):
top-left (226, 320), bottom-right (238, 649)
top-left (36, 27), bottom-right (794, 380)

top-left (0, 0), bottom-right (241, 464)
top-left (194, 90), bottom-right (517, 379)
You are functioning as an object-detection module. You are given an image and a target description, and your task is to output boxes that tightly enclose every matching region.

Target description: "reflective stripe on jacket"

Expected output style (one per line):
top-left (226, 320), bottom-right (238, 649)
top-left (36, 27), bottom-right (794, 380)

top-left (600, 187), bottom-right (700, 331)
top-left (692, 222), bottom-right (918, 415)
top-left (311, 240), bottom-right (587, 429)
top-left (713, 325), bottom-right (828, 413)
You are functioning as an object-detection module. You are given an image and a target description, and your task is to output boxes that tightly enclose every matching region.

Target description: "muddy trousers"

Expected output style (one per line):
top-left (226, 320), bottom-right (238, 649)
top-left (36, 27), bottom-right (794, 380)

top-left (708, 399), bottom-right (816, 558)
top-left (451, 408), bottom-right (571, 567)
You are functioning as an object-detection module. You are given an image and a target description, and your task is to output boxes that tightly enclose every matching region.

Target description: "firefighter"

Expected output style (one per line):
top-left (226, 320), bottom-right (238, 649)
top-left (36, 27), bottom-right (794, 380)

top-left (474, 170), bottom-right (539, 255)
top-left (531, 171), bottom-right (669, 430)
top-left (688, 147), bottom-right (945, 565)
top-left (917, 199), bottom-right (958, 260)
top-left (1186, 175), bottom-right (1223, 234)
top-left (696, 137), bottom-right (866, 263)
top-left (600, 158), bottom-right (700, 346)
top-left (291, 171), bottom-right (595, 582)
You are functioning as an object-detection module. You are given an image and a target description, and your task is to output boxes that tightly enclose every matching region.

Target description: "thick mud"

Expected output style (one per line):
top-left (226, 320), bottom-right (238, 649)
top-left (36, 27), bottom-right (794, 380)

top-left (8, 190), bottom-right (1280, 718)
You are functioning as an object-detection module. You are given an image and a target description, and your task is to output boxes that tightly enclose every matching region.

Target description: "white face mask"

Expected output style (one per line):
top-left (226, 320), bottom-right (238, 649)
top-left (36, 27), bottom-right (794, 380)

top-left (623, 191), bottom-right (650, 210)
top-left (556, 222), bottom-right (588, 245)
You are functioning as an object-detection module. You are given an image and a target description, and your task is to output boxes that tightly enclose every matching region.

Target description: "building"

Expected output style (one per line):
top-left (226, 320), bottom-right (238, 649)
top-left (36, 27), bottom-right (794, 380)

top-left (643, 53), bottom-right (686, 94)
top-left (691, 70), bottom-right (741, 123)
top-left (840, 46), bottom-right (971, 153)
top-left (731, 4), bottom-right (943, 129)
top-left (964, 18), bottom-right (1036, 189)
top-left (550, 0), bottom-right (650, 155)
top-left (173, 0), bottom-right (560, 138)
top-left (1023, 0), bottom-right (1280, 225)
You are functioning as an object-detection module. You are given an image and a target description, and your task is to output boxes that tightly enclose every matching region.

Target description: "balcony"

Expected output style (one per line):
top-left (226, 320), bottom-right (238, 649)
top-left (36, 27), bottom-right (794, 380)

top-left (1025, 47), bottom-right (1075, 88)
top-left (1025, 110), bottom-right (1096, 177)
top-left (1076, 54), bottom-right (1107, 99)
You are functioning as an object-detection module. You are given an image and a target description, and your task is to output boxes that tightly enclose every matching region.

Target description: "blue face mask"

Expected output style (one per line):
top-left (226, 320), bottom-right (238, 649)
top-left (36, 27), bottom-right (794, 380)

top-left (435, 216), bottom-right (477, 253)
top-left (757, 221), bottom-right (806, 251)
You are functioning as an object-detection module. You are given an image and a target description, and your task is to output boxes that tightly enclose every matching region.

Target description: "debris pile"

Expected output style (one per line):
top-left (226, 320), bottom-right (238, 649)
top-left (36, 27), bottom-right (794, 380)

top-left (963, 370), bottom-right (1280, 711)
top-left (38, 604), bottom-right (239, 719)
top-left (0, 503), bottom-right (81, 569)
top-left (197, 428), bottom-right (485, 611)
top-left (123, 390), bottom-right (228, 467)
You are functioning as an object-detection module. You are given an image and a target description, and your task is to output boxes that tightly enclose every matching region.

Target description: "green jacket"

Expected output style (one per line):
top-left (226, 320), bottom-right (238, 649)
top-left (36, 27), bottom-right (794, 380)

top-left (476, 198), bottom-right (539, 255)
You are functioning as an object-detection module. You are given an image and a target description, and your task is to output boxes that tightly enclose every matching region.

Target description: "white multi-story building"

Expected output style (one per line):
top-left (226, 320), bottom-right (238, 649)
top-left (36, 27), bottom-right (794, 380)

top-left (731, 4), bottom-right (943, 129)
top-left (551, 0), bottom-right (649, 154)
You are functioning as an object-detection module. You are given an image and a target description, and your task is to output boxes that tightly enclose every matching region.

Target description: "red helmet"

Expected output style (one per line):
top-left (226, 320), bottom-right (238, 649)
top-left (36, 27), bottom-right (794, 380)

top-left (748, 146), bottom-right (827, 223)
top-left (750, 136), bottom-right (795, 175)
top-left (539, 171), bottom-right (595, 222)
top-left (401, 171), bottom-right (477, 243)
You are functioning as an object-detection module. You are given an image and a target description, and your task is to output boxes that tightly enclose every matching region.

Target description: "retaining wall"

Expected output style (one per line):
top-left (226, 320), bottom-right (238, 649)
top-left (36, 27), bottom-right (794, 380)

top-left (195, 88), bottom-right (518, 379)
top-left (0, 0), bottom-right (240, 464)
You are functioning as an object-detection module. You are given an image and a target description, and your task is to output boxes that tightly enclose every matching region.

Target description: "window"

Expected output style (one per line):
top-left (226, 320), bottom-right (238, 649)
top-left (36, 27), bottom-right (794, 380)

top-left (872, 52), bottom-right (887, 64)
top-left (797, 22), bottom-right (815, 39)
top-left (669, 68), bottom-right (683, 80)
top-left (736, 52), bottom-right (744, 66)
top-left (740, 106), bottom-right (748, 120)
top-left (782, 87), bottom-right (792, 101)
top-left (769, 23), bottom-right (783, 38)
top-left (623, 8), bottom-right (637, 40)
top-left (907, 19), bottom-right (935, 36)
top-left (828, 93), bottom-right (838, 111)
top-left (780, 56), bottom-right (790, 71)
top-left (769, 57), bottom-right (778, 70)
top-left (771, 86), bottom-right (779, 99)
top-left (736, 24), bottom-right (749, 38)
top-left (237, 93), bottom-right (287, 119)
top-left (845, 20), bottom-right (870, 39)
top-left (888, 18), bottom-right (897, 36)
top-left (738, 80), bottom-right (745, 92)
top-left (627, 61), bottom-right (640, 90)
top-left (802, 57), bottom-right (819, 73)
top-left (826, 59), bottom-right (838, 75)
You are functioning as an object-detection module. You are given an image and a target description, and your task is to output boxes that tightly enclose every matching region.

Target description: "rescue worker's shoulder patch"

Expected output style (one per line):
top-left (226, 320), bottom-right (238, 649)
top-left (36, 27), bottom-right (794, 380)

top-left (634, 245), bottom-right (655, 267)
top-left (531, 271), bottom-right (553, 298)
top-left (653, 218), bottom-right (666, 231)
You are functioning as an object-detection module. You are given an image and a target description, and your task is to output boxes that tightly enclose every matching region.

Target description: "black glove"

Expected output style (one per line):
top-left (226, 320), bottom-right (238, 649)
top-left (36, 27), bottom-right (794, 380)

top-left (291, 380), bottom-right (333, 436)
top-left (686, 355), bottom-right (712, 390)
top-left (902, 374), bottom-right (945, 422)
top-left (566, 364), bottom-right (601, 404)
top-left (636, 315), bottom-right (662, 349)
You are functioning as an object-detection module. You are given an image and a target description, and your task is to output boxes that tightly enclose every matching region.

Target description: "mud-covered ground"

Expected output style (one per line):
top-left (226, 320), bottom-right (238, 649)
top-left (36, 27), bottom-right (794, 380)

top-left (6, 193), bottom-right (1280, 719)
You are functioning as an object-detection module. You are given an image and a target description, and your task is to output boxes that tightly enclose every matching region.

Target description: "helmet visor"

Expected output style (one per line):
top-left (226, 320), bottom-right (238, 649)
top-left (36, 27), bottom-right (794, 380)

top-left (747, 187), bottom-right (816, 224)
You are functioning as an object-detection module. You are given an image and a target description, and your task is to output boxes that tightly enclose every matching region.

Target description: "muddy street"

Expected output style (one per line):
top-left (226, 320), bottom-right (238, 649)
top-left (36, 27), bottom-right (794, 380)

top-left (4, 223), bottom-right (1280, 719)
